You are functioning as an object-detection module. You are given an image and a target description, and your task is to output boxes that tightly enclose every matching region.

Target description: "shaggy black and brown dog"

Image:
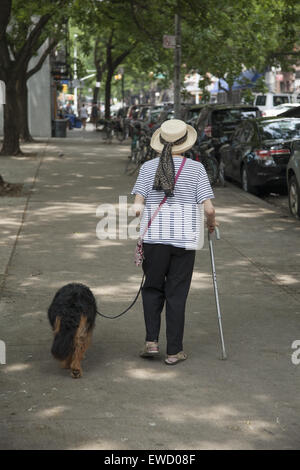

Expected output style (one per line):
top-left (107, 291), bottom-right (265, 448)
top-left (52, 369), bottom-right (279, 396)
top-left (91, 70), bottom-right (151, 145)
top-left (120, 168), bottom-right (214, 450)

top-left (48, 283), bottom-right (97, 378)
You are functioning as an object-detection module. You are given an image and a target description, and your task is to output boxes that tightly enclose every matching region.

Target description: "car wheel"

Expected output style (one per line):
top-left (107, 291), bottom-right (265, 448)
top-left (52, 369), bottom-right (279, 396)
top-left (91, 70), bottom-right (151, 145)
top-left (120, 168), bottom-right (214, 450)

top-left (241, 164), bottom-right (259, 195)
top-left (288, 175), bottom-right (300, 218)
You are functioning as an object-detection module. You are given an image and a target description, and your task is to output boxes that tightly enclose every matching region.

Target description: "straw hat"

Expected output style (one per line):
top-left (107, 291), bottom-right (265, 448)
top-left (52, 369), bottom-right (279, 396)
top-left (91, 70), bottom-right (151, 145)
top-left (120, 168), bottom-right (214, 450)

top-left (150, 119), bottom-right (197, 154)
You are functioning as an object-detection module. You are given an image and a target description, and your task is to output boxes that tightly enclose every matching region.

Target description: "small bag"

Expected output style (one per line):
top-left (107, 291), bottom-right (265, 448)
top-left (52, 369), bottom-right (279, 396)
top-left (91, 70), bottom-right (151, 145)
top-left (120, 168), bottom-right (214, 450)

top-left (134, 157), bottom-right (187, 267)
top-left (135, 237), bottom-right (145, 266)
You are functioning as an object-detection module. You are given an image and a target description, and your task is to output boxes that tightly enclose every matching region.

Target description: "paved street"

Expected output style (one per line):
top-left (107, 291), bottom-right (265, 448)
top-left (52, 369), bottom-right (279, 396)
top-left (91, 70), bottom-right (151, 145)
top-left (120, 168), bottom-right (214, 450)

top-left (0, 126), bottom-right (300, 450)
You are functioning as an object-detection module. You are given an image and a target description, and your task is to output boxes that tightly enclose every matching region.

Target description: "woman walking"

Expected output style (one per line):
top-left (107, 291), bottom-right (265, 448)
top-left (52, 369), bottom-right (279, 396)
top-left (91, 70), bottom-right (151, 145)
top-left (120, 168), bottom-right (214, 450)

top-left (79, 103), bottom-right (89, 130)
top-left (131, 119), bottom-right (217, 365)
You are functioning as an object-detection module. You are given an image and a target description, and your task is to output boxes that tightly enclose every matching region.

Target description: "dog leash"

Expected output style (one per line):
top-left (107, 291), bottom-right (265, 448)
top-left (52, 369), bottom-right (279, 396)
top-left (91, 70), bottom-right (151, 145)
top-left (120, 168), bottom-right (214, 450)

top-left (96, 274), bottom-right (145, 319)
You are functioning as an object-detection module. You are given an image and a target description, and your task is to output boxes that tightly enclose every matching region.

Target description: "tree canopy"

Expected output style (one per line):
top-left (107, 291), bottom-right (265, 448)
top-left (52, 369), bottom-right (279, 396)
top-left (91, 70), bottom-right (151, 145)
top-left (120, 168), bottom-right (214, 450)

top-left (1, 0), bottom-right (300, 155)
top-left (183, 0), bottom-right (300, 100)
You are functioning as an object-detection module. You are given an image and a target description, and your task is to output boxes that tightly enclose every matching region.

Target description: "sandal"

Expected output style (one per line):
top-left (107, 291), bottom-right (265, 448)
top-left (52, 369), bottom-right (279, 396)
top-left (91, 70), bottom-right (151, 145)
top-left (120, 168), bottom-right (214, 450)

top-left (165, 351), bottom-right (187, 365)
top-left (140, 341), bottom-right (160, 358)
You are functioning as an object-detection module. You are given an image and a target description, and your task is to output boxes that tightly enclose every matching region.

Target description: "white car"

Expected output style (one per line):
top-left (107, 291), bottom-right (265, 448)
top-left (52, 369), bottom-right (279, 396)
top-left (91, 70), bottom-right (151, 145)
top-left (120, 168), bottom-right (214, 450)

top-left (253, 93), bottom-right (292, 114)
top-left (263, 103), bottom-right (300, 117)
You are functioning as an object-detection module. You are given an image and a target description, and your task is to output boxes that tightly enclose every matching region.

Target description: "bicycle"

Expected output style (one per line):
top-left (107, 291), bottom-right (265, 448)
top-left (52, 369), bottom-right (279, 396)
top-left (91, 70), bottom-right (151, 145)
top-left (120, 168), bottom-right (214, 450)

top-left (99, 119), bottom-right (115, 143)
top-left (186, 146), bottom-right (219, 187)
top-left (125, 124), bottom-right (155, 175)
top-left (116, 117), bottom-right (129, 142)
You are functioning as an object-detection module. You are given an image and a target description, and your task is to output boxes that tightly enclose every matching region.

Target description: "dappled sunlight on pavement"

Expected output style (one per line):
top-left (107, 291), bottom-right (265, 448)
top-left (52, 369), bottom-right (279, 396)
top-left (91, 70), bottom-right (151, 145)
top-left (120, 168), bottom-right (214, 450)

top-left (1, 133), bottom-right (300, 450)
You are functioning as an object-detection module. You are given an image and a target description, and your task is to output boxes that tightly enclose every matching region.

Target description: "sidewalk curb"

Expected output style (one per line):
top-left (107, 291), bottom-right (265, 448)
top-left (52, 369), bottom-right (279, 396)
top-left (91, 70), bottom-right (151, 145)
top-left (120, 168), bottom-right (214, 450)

top-left (224, 181), bottom-right (291, 218)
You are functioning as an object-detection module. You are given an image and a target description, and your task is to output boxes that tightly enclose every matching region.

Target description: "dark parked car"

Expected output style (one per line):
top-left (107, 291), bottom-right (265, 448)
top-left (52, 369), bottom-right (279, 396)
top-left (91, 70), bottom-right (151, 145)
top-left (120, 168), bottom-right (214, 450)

top-left (182, 104), bottom-right (206, 127)
top-left (136, 105), bottom-right (164, 122)
top-left (150, 103), bottom-right (203, 132)
top-left (278, 106), bottom-right (300, 119)
top-left (287, 139), bottom-right (300, 218)
top-left (219, 117), bottom-right (300, 194)
top-left (127, 105), bottom-right (141, 119)
top-left (195, 104), bottom-right (261, 162)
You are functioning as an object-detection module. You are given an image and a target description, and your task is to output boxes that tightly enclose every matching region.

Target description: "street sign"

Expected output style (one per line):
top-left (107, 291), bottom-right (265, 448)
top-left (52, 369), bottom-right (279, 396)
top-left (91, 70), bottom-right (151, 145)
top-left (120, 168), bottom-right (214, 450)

top-left (163, 35), bottom-right (176, 49)
top-left (71, 79), bottom-right (81, 88)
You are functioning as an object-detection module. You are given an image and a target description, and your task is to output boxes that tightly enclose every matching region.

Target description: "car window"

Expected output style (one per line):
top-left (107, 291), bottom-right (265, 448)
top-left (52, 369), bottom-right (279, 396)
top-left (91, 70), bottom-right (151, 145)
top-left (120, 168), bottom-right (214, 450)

top-left (149, 110), bottom-right (161, 122)
top-left (240, 109), bottom-right (260, 119)
top-left (157, 110), bottom-right (174, 123)
top-left (212, 108), bottom-right (258, 125)
top-left (255, 96), bottom-right (266, 106)
top-left (197, 108), bottom-right (210, 129)
top-left (273, 96), bottom-right (289, 106)
top-left (188, 108), bottom-right (203, 120)
top-left (240, 123), bottom-right (254, 143)
top-left (259, 120), bottom-right (300, 140)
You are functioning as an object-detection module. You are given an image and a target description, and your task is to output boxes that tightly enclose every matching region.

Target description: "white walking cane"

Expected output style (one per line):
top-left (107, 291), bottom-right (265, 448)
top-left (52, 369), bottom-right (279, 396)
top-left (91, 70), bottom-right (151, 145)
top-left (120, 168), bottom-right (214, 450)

top-left (208, 226), bottom-right (227, 360)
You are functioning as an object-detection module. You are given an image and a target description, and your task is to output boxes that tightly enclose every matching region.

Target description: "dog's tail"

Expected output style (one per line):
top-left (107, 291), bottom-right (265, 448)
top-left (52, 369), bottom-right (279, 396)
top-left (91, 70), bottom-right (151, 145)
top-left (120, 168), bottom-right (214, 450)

top-left (51, 314), bottom-right (81, 360)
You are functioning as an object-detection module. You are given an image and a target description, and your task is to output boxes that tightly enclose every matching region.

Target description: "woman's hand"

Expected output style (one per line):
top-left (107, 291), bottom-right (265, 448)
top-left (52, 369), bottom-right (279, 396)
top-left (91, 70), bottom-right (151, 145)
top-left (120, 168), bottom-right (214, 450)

top-left (203, 199), bottom-right (218, 233)
top-left (207, 219), bottom-right (219, 234)
top-left (133, 194), bottom-right (145, 217)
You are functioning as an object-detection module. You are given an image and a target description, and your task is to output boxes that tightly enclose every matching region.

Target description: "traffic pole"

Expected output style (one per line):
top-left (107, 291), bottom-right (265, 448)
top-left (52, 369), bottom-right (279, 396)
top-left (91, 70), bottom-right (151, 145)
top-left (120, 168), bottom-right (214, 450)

top-left (174, 13), bottom-right (181, 119)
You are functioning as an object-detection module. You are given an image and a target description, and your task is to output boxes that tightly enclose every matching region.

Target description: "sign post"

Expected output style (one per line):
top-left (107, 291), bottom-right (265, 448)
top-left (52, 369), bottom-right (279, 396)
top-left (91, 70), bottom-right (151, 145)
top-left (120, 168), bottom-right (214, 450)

top-left (163, 35), bottom-right (176, 49)
top-left (174, 14), bottom-right (181, 119)
top-left (163, 15), bottom-right (181, 119)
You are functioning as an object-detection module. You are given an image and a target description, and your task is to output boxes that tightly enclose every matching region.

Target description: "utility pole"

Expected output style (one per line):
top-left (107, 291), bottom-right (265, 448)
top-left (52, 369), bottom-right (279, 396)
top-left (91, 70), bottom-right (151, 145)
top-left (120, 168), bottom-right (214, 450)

top-left (74, 33), bottom-right (78, 115)
top-left (174, 13), bottom-right (181, 119)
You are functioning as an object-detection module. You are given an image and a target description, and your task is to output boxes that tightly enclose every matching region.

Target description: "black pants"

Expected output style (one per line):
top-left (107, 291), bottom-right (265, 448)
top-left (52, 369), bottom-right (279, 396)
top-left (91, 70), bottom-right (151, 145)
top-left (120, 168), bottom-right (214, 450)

top-left (142, 243), bottom-right (195, 355)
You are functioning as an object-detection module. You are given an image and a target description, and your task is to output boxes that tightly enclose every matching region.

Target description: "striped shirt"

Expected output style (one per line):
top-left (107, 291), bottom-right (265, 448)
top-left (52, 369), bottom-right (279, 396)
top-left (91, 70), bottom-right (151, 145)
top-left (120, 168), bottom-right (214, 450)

top-left (131, 156), bottom-right (214, 249)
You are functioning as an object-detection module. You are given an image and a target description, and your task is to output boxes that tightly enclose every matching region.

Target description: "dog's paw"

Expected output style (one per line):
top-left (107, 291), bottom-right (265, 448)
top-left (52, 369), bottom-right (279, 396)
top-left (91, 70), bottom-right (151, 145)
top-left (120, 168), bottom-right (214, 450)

top-left (71, 369), bottom-right (82, 379)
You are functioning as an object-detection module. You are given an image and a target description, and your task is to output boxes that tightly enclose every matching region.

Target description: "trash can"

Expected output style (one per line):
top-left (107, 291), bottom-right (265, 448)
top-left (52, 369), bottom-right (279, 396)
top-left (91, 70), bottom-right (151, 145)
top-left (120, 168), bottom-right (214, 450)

top-left (52, 119), bottom-right (68, 137)
top-left (75, 118), bottom-right (82, 129)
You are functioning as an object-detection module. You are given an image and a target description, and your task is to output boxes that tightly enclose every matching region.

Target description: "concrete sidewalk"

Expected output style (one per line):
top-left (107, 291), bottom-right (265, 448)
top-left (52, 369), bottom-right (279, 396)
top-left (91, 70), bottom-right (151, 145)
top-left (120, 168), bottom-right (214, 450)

top-left (0, 126), bottom-right (300, 450)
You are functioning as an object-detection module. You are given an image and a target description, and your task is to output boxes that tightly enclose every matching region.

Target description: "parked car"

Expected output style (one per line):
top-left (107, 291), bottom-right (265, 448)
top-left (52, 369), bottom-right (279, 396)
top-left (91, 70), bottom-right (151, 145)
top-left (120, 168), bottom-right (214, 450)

top-left (219, 117), bottom-right (300, 194)
top-left (127, 105), bottom-right (141, 120)
top-left (116, 106), bottom-right (129, 118)
top-left (145, 108), bottom-right (163, 130)
top-left (125, 105), bottom-right (142, 137)
top-left (287, 140), bottom-right (300, 218)
top-left (195, 104), bottom-right (261, 164)
top-left (150, 108), bottom-right (175, 133)
top-left (181, 104), bottom-right (206, 127)
top-left (263, 103), bottom-right (300, 117)
top-left (136, 105), bottom-right (164, 123)
top-left (253, 93), bottom-right (292, 115)
top-left (278, 106), bottom-right (300, 119)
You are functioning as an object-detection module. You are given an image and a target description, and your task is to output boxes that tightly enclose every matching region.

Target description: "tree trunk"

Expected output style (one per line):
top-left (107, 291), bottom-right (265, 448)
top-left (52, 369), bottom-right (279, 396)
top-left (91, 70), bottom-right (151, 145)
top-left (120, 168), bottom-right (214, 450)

top-left (0, 79), bottom-right (22, 156)
top-left (93, 70), bottom-right (102, 104)
top-left (19, 80), bottom-right (34, 143)
top-left (227, 85), bottom-right (234, 105)
top-left (105, 71), bottom-right (113, 120)
top-left (93, 63), bottom-right (103, 104)
top-left (93, 86), bottom-right (99, 104)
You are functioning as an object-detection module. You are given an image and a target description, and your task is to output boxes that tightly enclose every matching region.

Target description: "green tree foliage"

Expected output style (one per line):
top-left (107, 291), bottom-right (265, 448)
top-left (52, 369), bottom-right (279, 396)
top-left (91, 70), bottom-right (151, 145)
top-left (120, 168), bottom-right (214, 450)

top-left (0, 0), bottom-right (73, 154)
top-left (71, 0), bottom-right (175, 117)
top-left (183, 0), bottom-right (300, 102)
